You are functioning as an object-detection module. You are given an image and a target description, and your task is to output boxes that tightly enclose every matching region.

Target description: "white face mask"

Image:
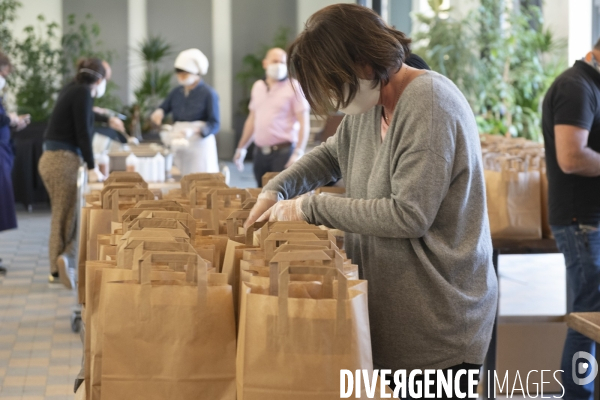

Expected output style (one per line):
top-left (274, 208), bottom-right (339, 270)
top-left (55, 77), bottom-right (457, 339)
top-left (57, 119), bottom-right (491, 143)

top-left (0, 75), bottom-right (6, 91)
top-left (266, 63), bottom-right (287, 81)
top-left (95, 79), bottom-right (106, 98)
top-left (178, 74), bottom-right (198, 87)
top-left (338, 79), bottom-right (381, 115)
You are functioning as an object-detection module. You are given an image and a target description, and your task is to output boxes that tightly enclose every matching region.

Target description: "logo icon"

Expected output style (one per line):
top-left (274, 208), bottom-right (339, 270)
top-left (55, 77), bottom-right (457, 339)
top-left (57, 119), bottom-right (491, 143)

top-left (572, 351), bottom-right (598, 386)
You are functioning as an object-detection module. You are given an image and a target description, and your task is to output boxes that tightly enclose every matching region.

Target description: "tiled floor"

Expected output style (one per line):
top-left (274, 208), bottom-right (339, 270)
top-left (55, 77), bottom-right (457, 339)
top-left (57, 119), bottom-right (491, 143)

top-left (0, 210), bottom-right (81, 400)
top-left (0, 162), bottom-right (566, 399)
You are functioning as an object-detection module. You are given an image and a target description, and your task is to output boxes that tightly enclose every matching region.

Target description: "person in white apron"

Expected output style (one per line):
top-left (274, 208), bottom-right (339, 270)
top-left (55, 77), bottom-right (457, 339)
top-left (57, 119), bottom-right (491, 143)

top-left (151, 48), bottom-right (220, 175)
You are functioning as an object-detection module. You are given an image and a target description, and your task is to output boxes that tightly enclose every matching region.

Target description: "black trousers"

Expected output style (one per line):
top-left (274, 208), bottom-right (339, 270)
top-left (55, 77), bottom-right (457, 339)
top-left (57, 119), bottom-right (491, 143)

top-left (252, 144), bottom-right (294, 187)
top-left (381, 363), bottom-right (481, 399)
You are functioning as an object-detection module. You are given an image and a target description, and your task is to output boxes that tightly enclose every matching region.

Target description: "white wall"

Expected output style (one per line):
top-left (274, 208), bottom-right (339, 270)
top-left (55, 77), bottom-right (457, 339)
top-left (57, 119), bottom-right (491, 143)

top-left (543, 0), bottom-right (569, 43)
top-left (296, 0), bottom-right (353, 33)
top-left (213, 0), bottom-right (232, 132)
top-left (12, 0), bottom-right (62, 41)
top-left (568, 0), bottom-right (593, 63)
top-left (128, 0), bottom-right (147, 105)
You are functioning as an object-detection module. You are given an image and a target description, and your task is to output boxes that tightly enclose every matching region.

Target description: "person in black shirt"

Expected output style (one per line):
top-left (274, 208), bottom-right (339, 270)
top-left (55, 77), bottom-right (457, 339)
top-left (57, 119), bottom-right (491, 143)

top-left (542, 38), bottom-right (600, 400)
top-left (38, 57), bottom-right (107, 288)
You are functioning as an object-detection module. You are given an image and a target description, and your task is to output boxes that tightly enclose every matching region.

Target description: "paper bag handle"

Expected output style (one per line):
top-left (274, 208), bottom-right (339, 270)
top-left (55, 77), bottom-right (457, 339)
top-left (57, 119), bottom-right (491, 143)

top-left (245, 221), bottom-right (267, 246)
top-left (107, 189), bottom-right (154, 221)
top-left (268, 250), bottom-right (333, 295)
top-left (264, 232), bottom-right (321, 261)
top-left (226, 210), bottom-right (250, 243)
top-left (139, 251), bottom-right (208, 320)
top-left (207, 189), bottom-right (250, 210)
top-left (277, 265), bottom-right (348, 335)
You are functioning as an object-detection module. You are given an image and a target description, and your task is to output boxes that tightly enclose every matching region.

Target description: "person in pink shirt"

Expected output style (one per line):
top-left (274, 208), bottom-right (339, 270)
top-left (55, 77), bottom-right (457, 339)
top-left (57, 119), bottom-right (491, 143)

top-left (233, 47), bottom-right (310, 186)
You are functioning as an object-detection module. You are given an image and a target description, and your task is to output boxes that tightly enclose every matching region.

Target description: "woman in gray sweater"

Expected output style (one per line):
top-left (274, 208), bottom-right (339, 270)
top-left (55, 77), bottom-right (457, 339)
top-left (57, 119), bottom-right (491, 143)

top-left (245, 3), bottom-right (498, 398)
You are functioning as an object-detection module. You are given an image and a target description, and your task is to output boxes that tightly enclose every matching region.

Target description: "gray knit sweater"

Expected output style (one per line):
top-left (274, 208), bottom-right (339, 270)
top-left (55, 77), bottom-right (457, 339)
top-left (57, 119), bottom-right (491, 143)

top-left (264, 71), bottom-right (498, 371)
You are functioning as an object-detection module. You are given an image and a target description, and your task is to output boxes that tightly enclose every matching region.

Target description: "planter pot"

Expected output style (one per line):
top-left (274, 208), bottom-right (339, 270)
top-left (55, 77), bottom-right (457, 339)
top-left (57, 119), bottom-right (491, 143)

top-left (11, 121), bottom-right (49, 208)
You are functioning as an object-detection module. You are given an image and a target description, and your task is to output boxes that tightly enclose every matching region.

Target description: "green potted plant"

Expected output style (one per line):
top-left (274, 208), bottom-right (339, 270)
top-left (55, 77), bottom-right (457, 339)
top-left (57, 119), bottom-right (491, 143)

top-left (11, 14), bottom-right (62, 133)
top-left (129, 35), bottom-right (173, 136)
top-left (0, 0), bottom-right (20, 54)
top-left (413, 0), bottom-right (566, 140)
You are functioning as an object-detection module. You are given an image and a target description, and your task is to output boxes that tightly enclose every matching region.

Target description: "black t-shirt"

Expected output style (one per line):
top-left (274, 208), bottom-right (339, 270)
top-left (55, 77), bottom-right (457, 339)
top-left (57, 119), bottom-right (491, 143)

top-left (44, 81), bottom-right (95, 169)
top-left (542, 60), bottom-right (600, 225)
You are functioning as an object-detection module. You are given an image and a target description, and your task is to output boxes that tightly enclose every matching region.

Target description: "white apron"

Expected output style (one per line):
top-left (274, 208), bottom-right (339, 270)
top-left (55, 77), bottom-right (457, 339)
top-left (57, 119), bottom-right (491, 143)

top-left (173, 134), bottom-right (219, 175)
top-left (163, 121), bottom-right (220, 175)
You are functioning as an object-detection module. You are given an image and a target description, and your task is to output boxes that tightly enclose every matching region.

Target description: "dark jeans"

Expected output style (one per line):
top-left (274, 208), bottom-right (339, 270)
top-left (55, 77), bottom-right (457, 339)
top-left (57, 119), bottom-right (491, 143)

top-left (253, 144), bottom-right (294, 187)
top-left (381, 363), bottom-right (481, 399)
top-left (552, 223), bottom-right (600, 400)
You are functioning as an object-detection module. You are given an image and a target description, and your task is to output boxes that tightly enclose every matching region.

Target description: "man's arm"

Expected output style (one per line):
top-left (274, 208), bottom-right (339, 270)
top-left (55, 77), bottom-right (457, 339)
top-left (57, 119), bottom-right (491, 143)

top-left (555, 125), bottom-right (600, 176)
top-left (237, 110), bottom-right (256, 149)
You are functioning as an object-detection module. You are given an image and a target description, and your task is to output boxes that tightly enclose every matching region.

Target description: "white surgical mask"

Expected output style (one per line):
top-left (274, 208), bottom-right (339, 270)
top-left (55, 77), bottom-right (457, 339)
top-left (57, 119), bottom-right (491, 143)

top-left (0, 75), bottom-right (5, 91)
top-left (95, 79), bottom-right (106, 98)
top-left (266, 63), bottom-right (287, 81)
top-left (338, 79), bottom-right (381, 115)
top-left (178, 74), bottom-right (198, 87)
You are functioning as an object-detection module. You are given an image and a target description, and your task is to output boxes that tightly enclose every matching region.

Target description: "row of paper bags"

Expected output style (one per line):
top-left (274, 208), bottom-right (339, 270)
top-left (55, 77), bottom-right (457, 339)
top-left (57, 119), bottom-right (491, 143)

top-left (481, 135), bottom-right (551, 239)
top-left (77, 171), bottom-right (387, 400)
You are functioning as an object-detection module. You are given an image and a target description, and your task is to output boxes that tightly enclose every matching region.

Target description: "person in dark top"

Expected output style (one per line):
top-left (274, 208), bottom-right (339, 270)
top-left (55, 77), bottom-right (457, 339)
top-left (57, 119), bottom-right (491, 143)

top-left (542, 37), bottom-right (600, 400)
top-left (38, 57), bottom-right (107, 288)
top-left (0, 52), bottom-right (30, 275)
top-left (150, 48), bottom-right (220, 174)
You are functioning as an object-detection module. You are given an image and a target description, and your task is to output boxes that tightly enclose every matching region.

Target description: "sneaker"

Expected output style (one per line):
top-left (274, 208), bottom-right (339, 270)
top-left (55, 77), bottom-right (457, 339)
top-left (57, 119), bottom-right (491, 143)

top-left (48, 272), bottom-right (60, 283)
top-left (56, 254), bottom-right (73, 289)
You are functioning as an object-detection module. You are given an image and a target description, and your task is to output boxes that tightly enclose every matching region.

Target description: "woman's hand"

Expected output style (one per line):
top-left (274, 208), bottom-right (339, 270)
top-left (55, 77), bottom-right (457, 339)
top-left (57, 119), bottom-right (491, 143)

top-left (88, 167), bottom-right (106, 183)
top-left (150, 109), bottom-right (164, 126)
top-left (244, 191), bottom-right (280, 229)
top-left (257, 197), bottom-right (307, 223)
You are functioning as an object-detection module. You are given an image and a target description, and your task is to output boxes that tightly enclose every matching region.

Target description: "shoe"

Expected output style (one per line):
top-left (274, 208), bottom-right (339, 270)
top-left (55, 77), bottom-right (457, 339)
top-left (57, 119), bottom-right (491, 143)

top-left (56, 254), bottom-right (73, 289)
top-left (48, 272), bottom-right (60, 283)
top-left (0, 266), bottom-right (6, 275)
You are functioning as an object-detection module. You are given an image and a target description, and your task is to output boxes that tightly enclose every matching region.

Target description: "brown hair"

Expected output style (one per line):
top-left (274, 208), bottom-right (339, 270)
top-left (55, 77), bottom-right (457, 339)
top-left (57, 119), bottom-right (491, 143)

top-left (75, 57), bottom-right (106, 85)
top-left (595, 37), bottom-right (600, 51)
top-left (0, 51), bottom-right (11, 71)
top-left (288, 3), bottom-right (411, 115)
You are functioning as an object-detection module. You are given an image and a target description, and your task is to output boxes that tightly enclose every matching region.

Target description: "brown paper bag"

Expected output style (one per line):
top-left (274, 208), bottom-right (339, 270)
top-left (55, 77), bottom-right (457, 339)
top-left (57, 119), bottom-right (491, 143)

top-left (484, 158), bottom-right (542, 239)
top-left (100, 252), bottom-right (236, 400)
top-left (237, 252), bottom-right (372, 400)
top-left (222, 240), bottom-right (257, 321)
top-left (89, 264), bottom-right (186, 400)
top-left (127, 218), bottom-right (192, 238)
top-left (134, 210), bottom-right (197, 234)
top-left (78, 206), bottom-right (91, 304)
top-left (87, 208), bottom-right (112, 261)
top-left (85, 261), bottom-right (116, 398)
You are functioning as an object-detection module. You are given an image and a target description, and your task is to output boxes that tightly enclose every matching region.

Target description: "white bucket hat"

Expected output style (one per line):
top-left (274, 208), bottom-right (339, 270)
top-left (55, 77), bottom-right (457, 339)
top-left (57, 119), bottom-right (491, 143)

top-left (174, 48), bottom-right (209, 75)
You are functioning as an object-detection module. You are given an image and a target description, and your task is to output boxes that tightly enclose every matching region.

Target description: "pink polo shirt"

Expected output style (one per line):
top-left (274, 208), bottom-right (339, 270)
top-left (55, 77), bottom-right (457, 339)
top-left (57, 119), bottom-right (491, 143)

top-left (248, 78), bottom-right (309, 147)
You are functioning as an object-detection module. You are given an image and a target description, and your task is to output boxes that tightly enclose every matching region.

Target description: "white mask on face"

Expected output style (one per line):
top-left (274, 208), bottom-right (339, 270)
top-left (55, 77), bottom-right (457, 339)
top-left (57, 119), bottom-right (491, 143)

top-left (178, 74), bottom-right (198, 87)
top-left (338, 79), bottom-right (381, 115)
top-left (0, 75), bottom-right (5, 91)
top-left (266, 63), bottom-right (287, 81)
top-left (95, 79), bottom-right (106, 98)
